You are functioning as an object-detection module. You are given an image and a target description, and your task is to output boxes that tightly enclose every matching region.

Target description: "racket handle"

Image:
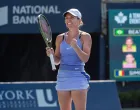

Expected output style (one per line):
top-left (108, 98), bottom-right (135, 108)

top-left (49, 54), bottom-right (56, 71)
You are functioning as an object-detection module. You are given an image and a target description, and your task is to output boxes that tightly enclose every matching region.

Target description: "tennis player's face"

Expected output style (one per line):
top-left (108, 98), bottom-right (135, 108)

top-left (126, 39), bottom-right (133, 47)
top-left (126, 54), bottom-right (134, 63)
top-left (65, 13), bottom-right (80, 29)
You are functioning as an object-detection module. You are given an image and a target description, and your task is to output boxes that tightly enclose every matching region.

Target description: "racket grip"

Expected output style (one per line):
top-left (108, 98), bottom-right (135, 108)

top-left (49, 54), bottom-right (56, 71)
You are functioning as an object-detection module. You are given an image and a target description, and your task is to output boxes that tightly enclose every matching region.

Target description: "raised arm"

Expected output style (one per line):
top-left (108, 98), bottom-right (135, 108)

top-left (71, 32), bottom-right (92, 63)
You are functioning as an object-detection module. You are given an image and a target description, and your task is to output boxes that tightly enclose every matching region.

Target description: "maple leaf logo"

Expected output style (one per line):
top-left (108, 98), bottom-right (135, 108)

top-left (114, 12), bottom-right (127, 24)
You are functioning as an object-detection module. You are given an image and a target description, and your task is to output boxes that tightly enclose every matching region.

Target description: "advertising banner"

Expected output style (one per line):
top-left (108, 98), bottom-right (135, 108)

top-left (0, 0), bottom-right (101, 34)
top-left (0, 81), bottom-right (121, 110)
top-left (108, 9), bottom-right (140, 81)
top-left (0, 82), bottom-right (58, 110)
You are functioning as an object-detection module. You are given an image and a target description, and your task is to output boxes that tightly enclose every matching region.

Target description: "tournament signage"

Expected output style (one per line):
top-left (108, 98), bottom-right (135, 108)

top-left (12, 6), bottom-right (60, 24)
top-left (0, 81), bottom-right (121, 110)
top-left (0, 0), bottom-right (101, 34)
top-left (108, 9), bottom-right (140, 81)
top-left (0, 4), bottom-right (61, 34)
top-left (0, 82), bottom-right (58, 110)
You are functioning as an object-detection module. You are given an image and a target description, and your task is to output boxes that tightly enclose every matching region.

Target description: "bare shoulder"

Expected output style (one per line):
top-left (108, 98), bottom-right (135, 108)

top-left (56, 33), bottom-right (65, 44)
top-left (80, 31), bottom-right (91, 40)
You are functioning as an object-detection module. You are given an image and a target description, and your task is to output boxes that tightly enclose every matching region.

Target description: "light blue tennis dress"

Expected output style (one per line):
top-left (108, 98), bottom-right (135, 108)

top-left (55, 33), bottom-right (90, 91)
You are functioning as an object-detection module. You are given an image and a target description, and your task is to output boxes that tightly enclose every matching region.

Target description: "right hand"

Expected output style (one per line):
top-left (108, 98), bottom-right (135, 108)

top-left (46, 47), bottom-right (54, 57)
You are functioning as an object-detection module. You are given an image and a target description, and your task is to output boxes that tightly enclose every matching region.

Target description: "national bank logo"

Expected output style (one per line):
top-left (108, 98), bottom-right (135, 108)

top-left (0, 6), bottom-right (8, 26)
top-left (114, 12), bottom-right (127, 25)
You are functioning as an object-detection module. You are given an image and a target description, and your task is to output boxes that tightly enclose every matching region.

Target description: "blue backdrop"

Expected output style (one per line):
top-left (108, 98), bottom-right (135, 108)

top-left (0, 81), bottom-right (121, 110)
top-left (0, 0), bottom-right (101, 34)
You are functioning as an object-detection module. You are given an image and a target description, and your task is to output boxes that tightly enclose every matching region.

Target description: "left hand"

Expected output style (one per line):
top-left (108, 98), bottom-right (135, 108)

top-left (70, 38), bottom-right (78, 49)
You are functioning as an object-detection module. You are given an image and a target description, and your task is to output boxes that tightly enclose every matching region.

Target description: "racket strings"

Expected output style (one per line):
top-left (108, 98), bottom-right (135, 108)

top-left (40, 17), bottom-right (52, 42)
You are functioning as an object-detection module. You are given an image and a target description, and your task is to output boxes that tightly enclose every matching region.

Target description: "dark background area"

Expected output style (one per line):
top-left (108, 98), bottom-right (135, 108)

top-left (0, 32), bottom-right (100, 81)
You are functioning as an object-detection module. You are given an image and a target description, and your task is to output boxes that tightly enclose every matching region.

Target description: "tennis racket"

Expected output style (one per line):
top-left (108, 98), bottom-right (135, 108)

top-left (37, 14), bottom-right (56, 71)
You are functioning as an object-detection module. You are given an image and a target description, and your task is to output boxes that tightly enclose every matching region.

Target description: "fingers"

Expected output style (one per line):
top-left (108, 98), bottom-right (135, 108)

top-left (46, 47), bottom-right (50, 50)
top-left (70, 38), bottom-right (77, 48)
top-left (46, 47), bottom-right (54, 57)
top-left (46, 47), bottom-right (53, 50)
top-left (46, 47), bottom-right (51, 56)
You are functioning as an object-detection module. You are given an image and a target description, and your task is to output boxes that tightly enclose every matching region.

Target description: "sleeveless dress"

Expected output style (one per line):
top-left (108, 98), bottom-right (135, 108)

top-left (55, 33), bottom-right (90, 91)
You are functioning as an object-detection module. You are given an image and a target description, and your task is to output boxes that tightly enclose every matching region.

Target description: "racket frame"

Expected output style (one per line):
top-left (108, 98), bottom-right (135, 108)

top-left (37, 14), bottom-right (56, 71)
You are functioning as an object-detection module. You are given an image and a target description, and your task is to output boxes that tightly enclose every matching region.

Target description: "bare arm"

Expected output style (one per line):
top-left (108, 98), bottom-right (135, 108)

top-left (54, 34), bottom-right (63, 65)
top-left (72, 32), bottom-right (92, 63)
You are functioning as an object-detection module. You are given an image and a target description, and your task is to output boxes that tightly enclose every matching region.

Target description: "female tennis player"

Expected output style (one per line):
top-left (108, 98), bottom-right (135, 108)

top-left (46, 8), bottom-right (92, 110)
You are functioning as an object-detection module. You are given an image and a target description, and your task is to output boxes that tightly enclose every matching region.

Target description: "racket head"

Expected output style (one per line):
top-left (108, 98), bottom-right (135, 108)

top-left (37, 14), bottom-right (52, 47)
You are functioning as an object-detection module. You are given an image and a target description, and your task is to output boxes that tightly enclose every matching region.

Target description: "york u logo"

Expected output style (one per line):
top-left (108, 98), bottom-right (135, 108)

top-left (36, 89), bottom-right (57, 107)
